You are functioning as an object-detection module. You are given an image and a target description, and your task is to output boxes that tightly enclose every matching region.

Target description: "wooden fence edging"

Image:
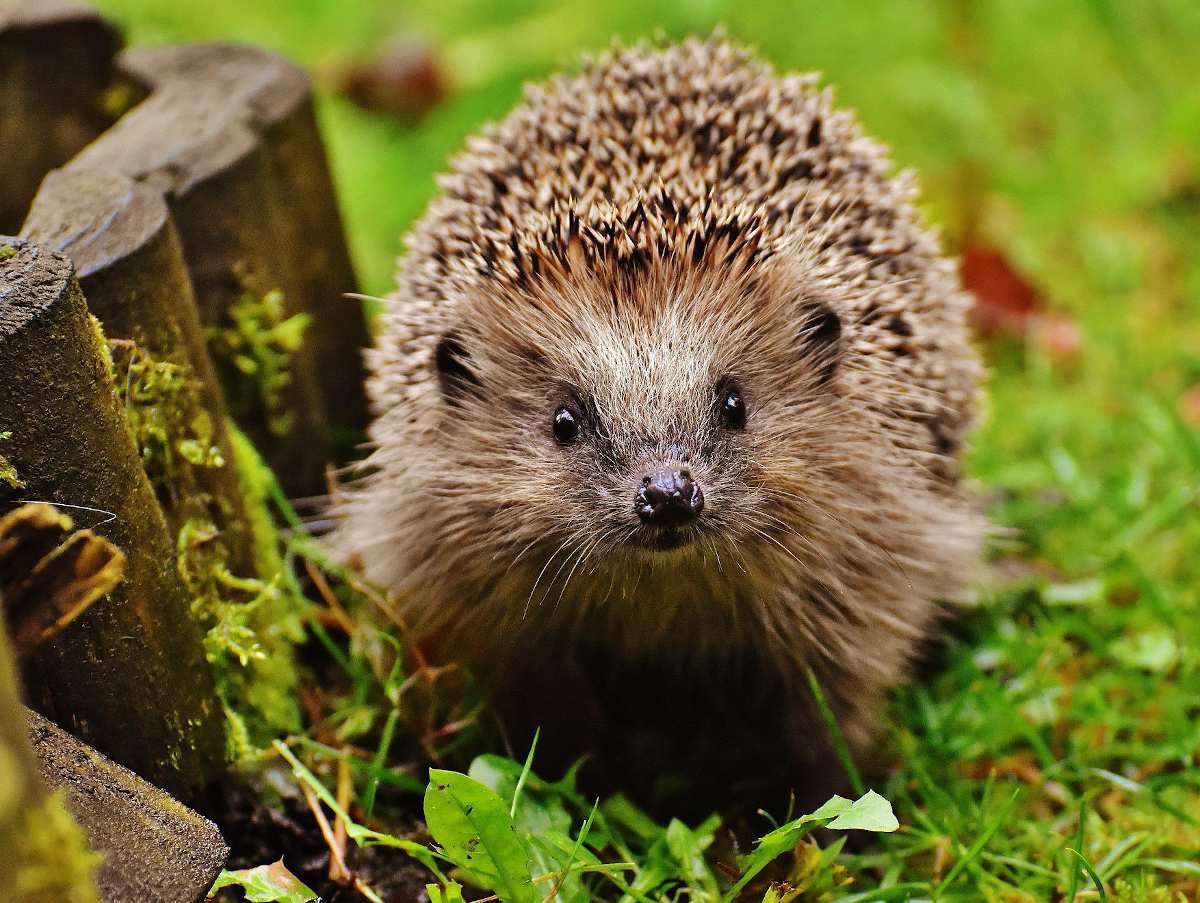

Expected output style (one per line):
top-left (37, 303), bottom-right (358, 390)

top-left (62, 41), bottom-right (370, 494)
top-left (0, 236), bottom-right (225, 800)
top-left (28, 708), bottom-right (229, 903)
top-left (0, 0), bottom-right (127, 232)
top-left (23, 167), bottom-right (258, 577)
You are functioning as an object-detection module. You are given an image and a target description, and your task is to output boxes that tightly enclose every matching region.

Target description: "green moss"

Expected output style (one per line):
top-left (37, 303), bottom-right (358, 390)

top-left (205, 289), bottom-right (311, 438)
top-left (176, 515), bottom-right (304, 760)
top-left (15, 791), bottom-right (102, 903)
top-left (109, 338), bottom-right (223, 506)
top-left (227, 424), bottom-right (287, 579)
top-left (0, 432), bottom-right (24, 490)
top-left (107, 338), bottom-right (305, 758)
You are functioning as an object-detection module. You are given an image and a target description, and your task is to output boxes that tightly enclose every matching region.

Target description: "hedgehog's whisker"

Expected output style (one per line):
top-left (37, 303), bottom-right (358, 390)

top-left (524, 538), bottom-right (575, 620)
top-left (745, 524), bottom-right (806, 571)
top-left (538, 528), bottom-right (593, 610)
top-left (554, 530), bottom-right (610, 612)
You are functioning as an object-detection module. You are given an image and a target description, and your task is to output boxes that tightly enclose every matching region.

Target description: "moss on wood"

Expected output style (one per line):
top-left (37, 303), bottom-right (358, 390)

top-left (13, 791), bottom-right (102, 903)
top-left (205, 288), bottom-right (311, 441)
top-left (0, 238), bottom-right (224, 798)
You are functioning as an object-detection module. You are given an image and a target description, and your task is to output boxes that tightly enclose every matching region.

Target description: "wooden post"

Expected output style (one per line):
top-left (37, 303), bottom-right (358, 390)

top-left (28, 710), bottom-right (229, 903)
top-left (65, 43), bottom-right (371, 494)
top-left (126, 43), bottom-right (371, 460)
top-left (0, 0), bottom-right (127, 232)
top-left (23, 168), bottom-right (257, 577)
top-left (0, 237), bottom-right (224, 800)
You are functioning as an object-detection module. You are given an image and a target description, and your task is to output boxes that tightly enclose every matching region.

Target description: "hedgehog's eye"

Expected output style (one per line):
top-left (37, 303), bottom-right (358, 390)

top-left (718, 382), bottom-right (747, 430)
top-left (552, 406), bottom-right (582, 444)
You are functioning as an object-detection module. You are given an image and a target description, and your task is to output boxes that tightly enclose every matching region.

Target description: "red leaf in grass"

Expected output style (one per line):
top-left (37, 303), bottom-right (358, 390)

top-left (961, 243), bottom-right (1042, 337)
top-left (961, 243), bottom-right (1082, 361)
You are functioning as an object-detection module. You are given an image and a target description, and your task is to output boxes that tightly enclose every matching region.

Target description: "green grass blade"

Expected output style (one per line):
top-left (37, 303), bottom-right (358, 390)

top-left (1066, 849), bottom-right (1108, 902)
top-left (1065, 801), bottom-right (1086, 903)
top-left (936, 789), bottom-right (1019, 896)
top-left (511, 727), bottom-right (540, 820)
top-left (805, 667), bottom-right (864, 796)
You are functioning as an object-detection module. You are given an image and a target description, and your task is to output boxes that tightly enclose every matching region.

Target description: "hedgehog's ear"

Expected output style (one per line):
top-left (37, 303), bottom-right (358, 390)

top-left (797, 301), bottom-right (842, 385)
top-left (434, 331), bottom-right (481, 403)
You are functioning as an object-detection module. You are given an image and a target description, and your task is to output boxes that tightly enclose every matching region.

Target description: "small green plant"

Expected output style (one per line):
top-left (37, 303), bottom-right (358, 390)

top-left (205, 289), bottom-right (310, 438)
top-left (108, 338), bottom-right (223, 503)
top-left (244, 738), bottom-right (900, 903)
top-left (107, 336), bottom-right (307, 755)
top-left (0, 431), bottom-right (24, 490)
top-left (208, 861), bottom-right (319, 903)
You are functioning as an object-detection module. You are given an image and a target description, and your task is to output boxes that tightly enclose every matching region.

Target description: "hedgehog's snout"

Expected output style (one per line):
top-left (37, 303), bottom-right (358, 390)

top-left (634, 468), bottom-right (704, 527)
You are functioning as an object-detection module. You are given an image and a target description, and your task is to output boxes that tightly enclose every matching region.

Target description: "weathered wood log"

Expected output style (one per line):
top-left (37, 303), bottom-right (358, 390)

top-left (66, 42), bottom-right (370, 493)
top-left (0, 0), bottom-right (126, 232)
top-left (23, 168), bottom-right (258, 576)
top-left (0, 606), bottom-right (100, 903)
top-left (0, 237), bottom-right (224, 800)
top-left (27, 709), bottom-right (230, 903)
top-left (124, 43), bottom-right (371, 459)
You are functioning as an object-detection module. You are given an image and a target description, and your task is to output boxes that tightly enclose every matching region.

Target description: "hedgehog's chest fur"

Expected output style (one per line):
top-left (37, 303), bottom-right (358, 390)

top-left (337, 36), bottom-right (984, 801)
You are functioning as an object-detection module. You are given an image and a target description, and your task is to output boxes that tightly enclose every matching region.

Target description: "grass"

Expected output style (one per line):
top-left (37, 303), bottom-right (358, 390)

top-left (92, 0), bottom-right (1200, 900)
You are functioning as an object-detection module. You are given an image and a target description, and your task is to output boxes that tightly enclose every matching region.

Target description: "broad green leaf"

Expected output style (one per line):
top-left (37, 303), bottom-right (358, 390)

top-left (825, 791), bottom-right (899, 831)
top-left (468, 752), bottom-right (606, 903)
top-left (470, 754), bottom-right (573, 837)
top-left (208, 861), bottom-right (317, 903)
top-left (426, 880), bottom-right (467, 903)
top-left (469, 754), bottom-right (526, 797)
top-left (602, 793), bottom-right (666, 845)
top-left (666, 817), bottom-right (720, 898)
top-left (425, 768), bottom-right (536, 903)
top-left (808, 795), bottom-right (854, 820)
top-left (722, 792), bottom-right (898, 902)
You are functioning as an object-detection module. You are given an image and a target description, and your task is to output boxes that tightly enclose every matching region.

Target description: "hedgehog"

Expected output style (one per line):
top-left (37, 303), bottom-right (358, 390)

top-left (335, 35), bottom-right (985, 809)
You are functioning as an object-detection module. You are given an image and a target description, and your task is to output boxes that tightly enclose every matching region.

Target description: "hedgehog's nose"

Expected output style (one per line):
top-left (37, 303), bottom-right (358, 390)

top-left (634, 469), bottom-right (704, 527)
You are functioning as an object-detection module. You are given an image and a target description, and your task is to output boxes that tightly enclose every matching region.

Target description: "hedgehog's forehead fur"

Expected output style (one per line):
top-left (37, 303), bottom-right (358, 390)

top-left (451, 234), bottom-right (818, 430)
top-left (347, 35), bottom-right (983, 666)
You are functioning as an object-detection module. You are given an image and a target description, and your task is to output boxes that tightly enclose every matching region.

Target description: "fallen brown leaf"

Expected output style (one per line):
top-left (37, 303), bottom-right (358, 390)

top-left (961, 243), bottom-right (1082, 361)
top-left (0, 503), bottom-right (125, 654)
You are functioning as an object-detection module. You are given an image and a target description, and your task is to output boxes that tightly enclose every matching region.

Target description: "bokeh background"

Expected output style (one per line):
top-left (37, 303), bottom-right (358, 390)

top-left (88, 0), bottom-right (1200, 896)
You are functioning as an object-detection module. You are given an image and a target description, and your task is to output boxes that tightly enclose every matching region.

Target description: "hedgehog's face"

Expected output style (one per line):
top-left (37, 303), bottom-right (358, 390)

top-left (425, 268), bottom-right (849, 599)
